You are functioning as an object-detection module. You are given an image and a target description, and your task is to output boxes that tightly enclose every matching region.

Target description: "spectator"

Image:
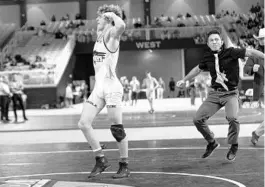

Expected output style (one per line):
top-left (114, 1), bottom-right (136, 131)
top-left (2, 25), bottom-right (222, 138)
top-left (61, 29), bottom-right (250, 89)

top-left (130, 76), bottom-right (140, 106)
top-left (75, 13), bottom-right (82, 20)
top-left (65, 82), bottom-right (73, 108)
top-left (55, 29), bottom-right (65, 39)
top-left (51, 15), bottom-right (56, 22)
top-left (169, 77), bottom-right (176, 98)
top-left (40, 20), bottom-right (46, 26)
top-left (157, 77), bottom-right (165, 99)
top-left (0, 76), bottom-right (12, 122)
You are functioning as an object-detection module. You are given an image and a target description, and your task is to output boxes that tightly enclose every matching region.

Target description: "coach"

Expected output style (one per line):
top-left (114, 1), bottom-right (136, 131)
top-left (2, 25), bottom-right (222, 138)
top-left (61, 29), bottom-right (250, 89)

top-left (177, 29), bottom-right (264, 161)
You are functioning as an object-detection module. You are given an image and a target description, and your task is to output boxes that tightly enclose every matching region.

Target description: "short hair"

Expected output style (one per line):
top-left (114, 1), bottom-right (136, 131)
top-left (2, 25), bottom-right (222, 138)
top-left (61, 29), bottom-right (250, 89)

top-left (97, 4), bottom-right (122, 19)
top-left (145, 70), bottom-right (151, 74)
top-left (207, 29), bottom-right (222, 41)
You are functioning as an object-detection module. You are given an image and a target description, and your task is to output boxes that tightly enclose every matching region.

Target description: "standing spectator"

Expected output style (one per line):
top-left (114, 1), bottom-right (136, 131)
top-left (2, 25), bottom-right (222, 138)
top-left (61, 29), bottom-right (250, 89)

top-left (169, 77), bottom-right (176, 98)
top-left (142, 71), bottom-right (159, 113)
top-left (130, 76), bottom-right (140, 106)
top-left (123, 79), bottom-right (131, 106)
top-left (189, 80), bottom-right (196, 106)
top-left (195, 76), bottom-right (207, 102)
top-left (9, 74), bottom-right (28, 122)
top-left (65, 82), bottom-right (73, 108)
top-left (80, 82), bottom-right (89, 101)
top-left (157, 77), bottom-right (165, 99)
top-left (0, 76), bottom-right (12, 122)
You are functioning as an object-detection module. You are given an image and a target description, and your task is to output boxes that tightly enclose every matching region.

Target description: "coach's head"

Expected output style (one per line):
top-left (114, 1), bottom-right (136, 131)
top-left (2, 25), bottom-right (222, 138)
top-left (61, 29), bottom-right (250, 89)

top-left (207, 30), bottom-right (224, 53)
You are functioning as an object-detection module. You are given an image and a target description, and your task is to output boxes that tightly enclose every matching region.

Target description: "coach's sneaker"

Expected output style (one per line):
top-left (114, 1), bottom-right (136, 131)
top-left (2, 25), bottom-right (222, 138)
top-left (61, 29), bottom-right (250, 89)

top-left (88, 156), bottom-right (111, 178)
top-left (226, 144), bottom-right (238, 161)
top-left (202, 141), bottom-right (220, 158)
top-left (112, 162), bottom-right (130, 179)
top-left (251, 131), bottom-right (259, 146)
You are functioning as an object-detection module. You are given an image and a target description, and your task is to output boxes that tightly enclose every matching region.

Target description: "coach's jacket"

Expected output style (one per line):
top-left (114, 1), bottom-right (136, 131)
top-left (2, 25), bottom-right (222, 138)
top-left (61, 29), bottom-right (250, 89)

top-left (244, 45), bottom-right (264, 101)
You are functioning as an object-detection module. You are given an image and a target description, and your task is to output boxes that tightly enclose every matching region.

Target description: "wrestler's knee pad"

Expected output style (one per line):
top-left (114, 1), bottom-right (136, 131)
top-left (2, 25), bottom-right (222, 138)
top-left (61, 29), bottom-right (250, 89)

top-left (110, 124), bottom-right (126, 142)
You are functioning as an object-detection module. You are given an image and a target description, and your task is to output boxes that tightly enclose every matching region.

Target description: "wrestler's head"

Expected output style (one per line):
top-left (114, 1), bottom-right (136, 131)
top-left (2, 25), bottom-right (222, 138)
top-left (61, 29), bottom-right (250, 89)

top-left (96, 4), bottom-right (122, 31)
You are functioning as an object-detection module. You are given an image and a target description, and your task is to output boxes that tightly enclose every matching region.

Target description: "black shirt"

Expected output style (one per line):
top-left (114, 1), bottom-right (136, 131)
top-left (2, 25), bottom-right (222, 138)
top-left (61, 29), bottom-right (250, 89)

top-left (199, 47), bottom-right (246, 90)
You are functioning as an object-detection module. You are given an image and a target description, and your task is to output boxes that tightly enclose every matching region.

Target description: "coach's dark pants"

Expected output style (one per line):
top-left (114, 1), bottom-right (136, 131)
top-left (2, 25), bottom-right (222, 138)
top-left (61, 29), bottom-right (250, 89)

top-left (0, 95), bottom-right (10, 120)
top-left (193, 89), bottom-right (239, 145)
top-left (12, 93), bottom-right (26, 120)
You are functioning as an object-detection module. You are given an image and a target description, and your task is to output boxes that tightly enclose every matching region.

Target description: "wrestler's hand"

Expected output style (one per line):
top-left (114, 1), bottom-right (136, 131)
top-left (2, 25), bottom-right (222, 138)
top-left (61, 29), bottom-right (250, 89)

top-left (103, 12), bottom-right (115, 21)
top-left (253, 64), bottom-right (260, 72)
top-left (176, 80), bottom-right (185, 88)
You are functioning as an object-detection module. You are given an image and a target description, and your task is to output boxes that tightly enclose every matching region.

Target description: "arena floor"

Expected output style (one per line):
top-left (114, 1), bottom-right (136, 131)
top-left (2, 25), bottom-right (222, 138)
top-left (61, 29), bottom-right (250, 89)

top-left (0, 98), bottom-right (263, 187)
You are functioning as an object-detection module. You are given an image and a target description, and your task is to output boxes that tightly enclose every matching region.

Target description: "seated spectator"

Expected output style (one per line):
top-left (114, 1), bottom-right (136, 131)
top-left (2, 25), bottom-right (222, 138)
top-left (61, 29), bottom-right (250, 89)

top-left (37, 27), bottom-right (48, 37)
top-left (40, 20), bottom-right (46, 26)
top-left (27, 26), bottom-right (35, 31)
top-left (133, 18), bottom-right (143, 28)
top-left (194, 22), bottom-right (200, 27)
top-left (122, 10), bottom-right (127, 21)
top-left (55, 29), bottom-right (65, 39)
top-left (186, 13), bottom-right (191, 18)
top-left (14, 54), bottom-right (29, 65)
top-left (75, 13), bottom-right (82, 20)
top-left (65, 14), bottom-right (70, 20)
top-left (51, 15), bottom-right (56, 22)
top-left (35, 55), bottom-right (42, 62)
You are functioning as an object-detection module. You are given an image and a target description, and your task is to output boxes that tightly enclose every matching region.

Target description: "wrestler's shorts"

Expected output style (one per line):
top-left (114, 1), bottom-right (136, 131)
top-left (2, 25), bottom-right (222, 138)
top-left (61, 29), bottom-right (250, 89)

top-left (86, 79), bottom-right (123, 109)
top-left (146, 89), bottom-right (155, 100)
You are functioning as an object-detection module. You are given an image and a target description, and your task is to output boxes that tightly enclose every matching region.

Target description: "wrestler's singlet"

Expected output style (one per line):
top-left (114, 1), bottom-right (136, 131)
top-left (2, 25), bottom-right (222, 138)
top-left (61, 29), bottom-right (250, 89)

top-left (89, 32), bottom-right (123, 106)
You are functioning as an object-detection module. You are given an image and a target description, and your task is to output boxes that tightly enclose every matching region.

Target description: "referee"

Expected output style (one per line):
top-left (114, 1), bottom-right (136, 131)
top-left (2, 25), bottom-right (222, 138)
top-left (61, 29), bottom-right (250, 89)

top-left (177, 30), bottom-right (264, 161)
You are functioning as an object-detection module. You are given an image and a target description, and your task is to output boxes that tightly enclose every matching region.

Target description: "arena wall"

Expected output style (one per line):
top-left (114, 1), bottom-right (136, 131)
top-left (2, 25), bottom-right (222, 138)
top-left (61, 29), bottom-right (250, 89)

top-left (151, 0), bottom-right (208, 18)
top-left (0, 4), bottom-right (20, 25)
top-left (26, 1), bottom-right (79, 26)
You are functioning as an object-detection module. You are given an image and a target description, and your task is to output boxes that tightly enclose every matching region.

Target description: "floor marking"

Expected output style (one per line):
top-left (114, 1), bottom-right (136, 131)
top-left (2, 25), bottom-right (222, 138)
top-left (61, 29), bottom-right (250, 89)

top-left (0, 124), bottom-right (261, 144)
top-left (0, 171), bottom-right (246, 187)
top-left (0, 146), bottom-right (263, 156)
top-left (0, 163), bottom-right (43, 166)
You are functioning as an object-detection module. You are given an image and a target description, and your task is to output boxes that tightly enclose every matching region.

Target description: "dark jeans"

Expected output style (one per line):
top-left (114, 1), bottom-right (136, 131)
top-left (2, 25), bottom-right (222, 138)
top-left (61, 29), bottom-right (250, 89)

top-left (0, 95), bottom-right (10, 120)
top-left (12, 93), bottom-right (27, 120)
top-left (131, 91), bottom-right (138, 100)
top-left (193, 89), bottom-right (239, 144)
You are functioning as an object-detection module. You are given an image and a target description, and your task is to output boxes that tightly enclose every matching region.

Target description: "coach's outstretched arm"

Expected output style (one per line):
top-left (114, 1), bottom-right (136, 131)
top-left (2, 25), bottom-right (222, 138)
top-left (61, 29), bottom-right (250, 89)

top-left (104, 12), bottom-right (126, 37)
top-left (245, 48), bottom-right (265, 59)
top-left (176, 65), bottom-right (202, 87)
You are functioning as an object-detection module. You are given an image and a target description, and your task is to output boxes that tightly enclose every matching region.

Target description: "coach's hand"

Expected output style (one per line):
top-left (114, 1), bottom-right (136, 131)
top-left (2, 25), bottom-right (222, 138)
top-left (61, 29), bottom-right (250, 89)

top-left (176, 80), bottom-right (185, 88)
top-left (253, 64), bottom-right (260, 72)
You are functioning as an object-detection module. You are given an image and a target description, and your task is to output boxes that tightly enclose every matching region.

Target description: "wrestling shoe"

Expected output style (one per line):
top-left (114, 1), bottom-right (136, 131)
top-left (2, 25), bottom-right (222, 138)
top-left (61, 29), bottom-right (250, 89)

top-left (88, 156), bottom-right (111, 178)
top-left (112, 162), bottom-right (130, 179)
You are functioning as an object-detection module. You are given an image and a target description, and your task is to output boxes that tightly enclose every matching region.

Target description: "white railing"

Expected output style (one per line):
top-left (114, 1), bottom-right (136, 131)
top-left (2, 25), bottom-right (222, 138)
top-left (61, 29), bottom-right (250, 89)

top-left (54, 35), bottom-right (76, 85)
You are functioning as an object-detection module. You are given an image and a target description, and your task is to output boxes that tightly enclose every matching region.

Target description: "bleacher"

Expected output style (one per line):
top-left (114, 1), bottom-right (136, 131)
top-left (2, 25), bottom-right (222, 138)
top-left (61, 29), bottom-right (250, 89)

top-left (13, 35), bottom-right (67, 65)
